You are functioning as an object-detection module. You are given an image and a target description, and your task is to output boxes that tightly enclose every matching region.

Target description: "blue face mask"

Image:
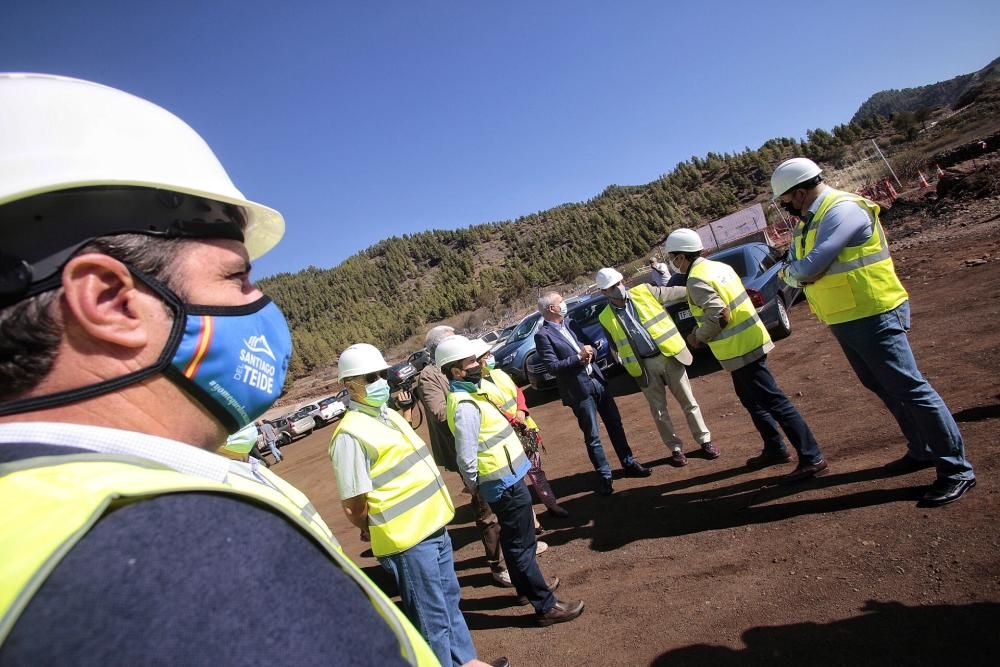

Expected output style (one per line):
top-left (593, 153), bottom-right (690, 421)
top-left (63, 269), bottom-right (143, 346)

top-left (362, 378), bottom-right (390, 407)
top-left (169, 297), bottom-right (292, 432)
top-left (0, 265), bottom-right (292, 431)
top-left (558, 302), bottom-right (568, 317)
top-left (485, 356), bottom-right (496, 370)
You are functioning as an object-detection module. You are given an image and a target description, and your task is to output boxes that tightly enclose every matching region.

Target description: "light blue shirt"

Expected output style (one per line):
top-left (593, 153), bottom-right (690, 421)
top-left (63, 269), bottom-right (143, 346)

top-left (787, 186), bottom-right (875, 283)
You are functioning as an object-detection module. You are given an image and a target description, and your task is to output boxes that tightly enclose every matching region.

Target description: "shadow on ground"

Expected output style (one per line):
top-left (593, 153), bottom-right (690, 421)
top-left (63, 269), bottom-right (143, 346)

top-left (650, 600), bottom-right (1000, 666)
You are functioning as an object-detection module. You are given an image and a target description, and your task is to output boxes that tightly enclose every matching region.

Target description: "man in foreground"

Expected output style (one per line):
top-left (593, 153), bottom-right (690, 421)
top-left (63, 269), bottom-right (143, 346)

top-left (0, 73), bottom-right (439, 665)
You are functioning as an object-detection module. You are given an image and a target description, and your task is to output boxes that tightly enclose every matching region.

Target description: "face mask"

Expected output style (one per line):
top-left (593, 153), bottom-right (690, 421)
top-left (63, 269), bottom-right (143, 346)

top-left (0, 266), bottom-right (292, 434)
top-left (668, 258), bottom-right (680, 274)
top-left (613, 285), bottom-right (627, 301)
top-left (362, 378), bottom-right (390, 407)
top-left (485, 356), bottom-right (497, 370)
top-left (463, 366), bottom-right (483, 385)
top-left (558, 302), bottom-right (568, 317)
top-left (169, 296), bottom-right (292, 432)
top-left (780, 201), bottom-right (803, 218)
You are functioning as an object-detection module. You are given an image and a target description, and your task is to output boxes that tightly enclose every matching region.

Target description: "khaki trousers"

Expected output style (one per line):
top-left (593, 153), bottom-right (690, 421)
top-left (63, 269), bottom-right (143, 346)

top-left (638, 353), bottom-right (711, 450)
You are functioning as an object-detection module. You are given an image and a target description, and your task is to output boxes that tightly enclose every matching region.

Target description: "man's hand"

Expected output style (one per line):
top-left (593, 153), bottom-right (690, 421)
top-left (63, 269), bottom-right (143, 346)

top-left (359, 528), bottom-right (370, 542)
top-left (718, 306), bottom-right (731, 329)
top-left (686, 332), bottom-right (701, 349)
top-left (516, 409), bottom-right (528, 423)
top-left (580, 344), bottom-right (595, 363)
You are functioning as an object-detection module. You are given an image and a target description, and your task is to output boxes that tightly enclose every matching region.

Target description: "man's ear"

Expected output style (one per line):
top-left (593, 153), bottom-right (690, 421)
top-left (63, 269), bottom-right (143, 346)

top-left (60, 253), bottom-right (152, 349)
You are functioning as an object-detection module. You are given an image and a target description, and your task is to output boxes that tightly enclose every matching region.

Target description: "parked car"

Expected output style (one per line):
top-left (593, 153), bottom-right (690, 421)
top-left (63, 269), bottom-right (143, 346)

top-left (665, 241), bottom-right (801, 344)
top-left (490, 294), bottom-right (598, 387)
top-left (269, 411), bottom-right (314, 446)
top-left (318, 391), bottom-right (348, 423)
top-left (407, 348), bottom-right (432, 371)
top-left (491, 324), bottom-right (518, 350)
top-left (480, 329), bottom-right (501, 345)
top-left (525, 294), bottom-right (618, 391)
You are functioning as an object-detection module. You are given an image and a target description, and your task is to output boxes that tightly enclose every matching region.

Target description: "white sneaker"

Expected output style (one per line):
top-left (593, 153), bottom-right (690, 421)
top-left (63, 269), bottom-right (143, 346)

top-left (535, 541), bottom-right (549, 556)
top-left (492, 569), bottom-right (513, 587)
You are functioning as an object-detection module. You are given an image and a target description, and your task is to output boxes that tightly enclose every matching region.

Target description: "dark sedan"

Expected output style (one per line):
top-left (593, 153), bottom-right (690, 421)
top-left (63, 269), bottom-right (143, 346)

top-left (525, 294), bottom-right (618, 391)
top-left (666, 241), bottom-right (801, 343)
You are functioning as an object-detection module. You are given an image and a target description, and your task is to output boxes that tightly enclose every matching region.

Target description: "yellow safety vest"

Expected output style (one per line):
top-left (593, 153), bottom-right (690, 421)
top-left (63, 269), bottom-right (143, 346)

top-left (446, 389), bottom-right (528, 483)
top-left (0, 453), bottom-right (439, 666)
top-left (688, 258), bottom-right (771, 363)
top-left (793, 189), bottom-right (908, 325)
top-left (331, 409), bottom-right (454, 558)
top-left (482, 369), bottom-right (538, 430)
top-left (598, 284), bottom-right (686, 377)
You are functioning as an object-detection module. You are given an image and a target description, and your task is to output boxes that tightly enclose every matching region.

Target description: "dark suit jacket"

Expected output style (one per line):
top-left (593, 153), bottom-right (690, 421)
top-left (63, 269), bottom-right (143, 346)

top-left (534, 319), bottom-right (605, 407)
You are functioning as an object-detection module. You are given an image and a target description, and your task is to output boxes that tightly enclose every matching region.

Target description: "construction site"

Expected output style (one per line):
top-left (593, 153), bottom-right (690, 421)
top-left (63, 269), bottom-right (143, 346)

top-left (268, 149), bottom-right (1000, 665)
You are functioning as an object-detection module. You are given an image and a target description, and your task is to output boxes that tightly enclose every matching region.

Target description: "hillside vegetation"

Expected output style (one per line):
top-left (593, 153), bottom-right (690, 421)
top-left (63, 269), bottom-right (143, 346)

top-left (261, 57), bottom-right (1000, 382)
top-left (851, 56), bottom-right (1000, 123)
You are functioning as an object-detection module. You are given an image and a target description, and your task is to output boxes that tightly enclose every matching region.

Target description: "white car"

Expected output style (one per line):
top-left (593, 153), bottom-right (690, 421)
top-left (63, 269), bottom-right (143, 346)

top-left (318, 393), bottom-right (348, 423)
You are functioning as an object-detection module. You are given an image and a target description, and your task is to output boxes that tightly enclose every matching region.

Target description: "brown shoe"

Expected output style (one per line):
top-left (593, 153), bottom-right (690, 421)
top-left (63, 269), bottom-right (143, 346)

top-left (670, 449), bottom-right (688, 466)
top-left (517, 576), bottom-right (560, 605)
top-left (784, 459), bottom-right (829, 483)
top-left (701, 441), bottom-right (721, 459)
top-left (537, 598), bottom-right (584, 626)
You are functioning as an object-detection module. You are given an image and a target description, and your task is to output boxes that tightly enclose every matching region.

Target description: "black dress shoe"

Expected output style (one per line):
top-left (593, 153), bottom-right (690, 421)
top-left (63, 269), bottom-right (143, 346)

top-left (624, 462), bottom-right (652, 477)
top-left (598, 477), bottom-right (614, 496)
top-left (883, 454), bottom-right (936, 474)
top-left (746, 450), bottom-right (792, 468)
top-left (537, 599), bottom-right (585, 626)
top-left (489, 658), bottom-right (510, 667)
top-left (919, 478), bottom-right (976, 507)
top-left (784, 459), bottom-right (829, 483)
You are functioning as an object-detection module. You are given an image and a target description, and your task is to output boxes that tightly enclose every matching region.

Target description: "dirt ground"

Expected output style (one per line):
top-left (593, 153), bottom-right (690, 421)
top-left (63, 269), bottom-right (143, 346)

top-left (274, 174), bottom-right (1000, 666)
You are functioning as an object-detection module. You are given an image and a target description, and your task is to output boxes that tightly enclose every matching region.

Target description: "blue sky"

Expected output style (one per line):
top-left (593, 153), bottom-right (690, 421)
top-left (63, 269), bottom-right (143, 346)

top-left (3, 1), bottom-right (998, 278)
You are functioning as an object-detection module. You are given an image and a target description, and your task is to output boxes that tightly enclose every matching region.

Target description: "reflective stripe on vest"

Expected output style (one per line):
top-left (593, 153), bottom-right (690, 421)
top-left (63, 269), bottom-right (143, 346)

top-left (331, 409), bottom-right (454, 557)
top-left (687, 259), bottom-right (771, 362)
top-left (793, 190), bottom-right (908, 325)
top-left (597, 284), bottom-right (686, 378)
top-left (481, 371), bottom-right (538, 430)
top-left (0, 454), bottom-right (439, 665)
top-left (446, 390), bottom-right (528, 482)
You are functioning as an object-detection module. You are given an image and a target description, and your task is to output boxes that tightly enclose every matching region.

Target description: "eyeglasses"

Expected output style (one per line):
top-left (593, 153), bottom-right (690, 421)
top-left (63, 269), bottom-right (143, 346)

top-left (363, 369), bottom-right (389, 383)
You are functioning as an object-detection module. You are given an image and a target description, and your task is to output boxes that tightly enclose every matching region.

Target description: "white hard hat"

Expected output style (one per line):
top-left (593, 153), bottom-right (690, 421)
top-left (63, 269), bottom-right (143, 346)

top-left (0, 73), bottom-right (284, 260)
top-left (470, 338), bottom-right (492, 360)
top-left (435, 335), bottom-right (476, 369)
top-left (595, 267), bottom-right (624, 290)
top-left (664, 228), bottom-right (704, 253)
top-left (770, 157), bottom-right (823, 200)
top-left (337, 343), bottom-right (389, 381)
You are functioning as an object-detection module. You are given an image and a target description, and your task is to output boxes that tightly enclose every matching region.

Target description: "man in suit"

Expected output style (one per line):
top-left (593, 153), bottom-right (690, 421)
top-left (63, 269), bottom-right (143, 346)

top-left (533, 292), bottom-right (651, 496)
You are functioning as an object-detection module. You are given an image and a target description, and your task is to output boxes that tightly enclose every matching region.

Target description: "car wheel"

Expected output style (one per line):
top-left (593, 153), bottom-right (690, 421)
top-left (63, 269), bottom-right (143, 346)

top-left (314, 417), bottom-right (324, 429)
top-left (279, 434), bottom-right (291, 447)
top-left (772, 296), bottom-right (792, 340)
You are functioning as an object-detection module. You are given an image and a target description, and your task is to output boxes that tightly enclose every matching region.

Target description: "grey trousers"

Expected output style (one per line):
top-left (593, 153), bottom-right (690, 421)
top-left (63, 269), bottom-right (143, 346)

top-left (638, 353), bottom-right (711, 449)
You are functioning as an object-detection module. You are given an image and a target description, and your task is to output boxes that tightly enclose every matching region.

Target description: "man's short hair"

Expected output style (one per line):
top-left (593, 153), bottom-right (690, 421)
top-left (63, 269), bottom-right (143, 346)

top-left (424, 325), bottom-right (455, 355)
top-left (0, 234), bottom-right (188, 400)
top-left (537, 292), bottom-right (560, 314)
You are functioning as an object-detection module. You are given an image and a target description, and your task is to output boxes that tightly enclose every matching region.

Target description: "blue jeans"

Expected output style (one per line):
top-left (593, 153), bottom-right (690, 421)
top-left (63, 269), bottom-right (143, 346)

top-left (830, 301), bottom-right (974, 482)
top-left (730, 356), bottom-right (824, 465)
top-left (378, 528), bottom-right (476, 667)
top-left (571, 377), bottom-right (637, 479)
top-left (265, 438), bottom-right (282, 463)
top-left (488, 479), bottom-right (556, 614)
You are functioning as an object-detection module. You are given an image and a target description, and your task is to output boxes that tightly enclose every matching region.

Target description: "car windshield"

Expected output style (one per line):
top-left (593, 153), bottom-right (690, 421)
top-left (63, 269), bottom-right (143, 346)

top-left (568, 297), bottom-right (607, 326)
top-left (319, 397), bottom-right (337, 407)
top-left (711, 250), bottom-right (749, 279)
top-left (508, 314), bottom-right (541, 343)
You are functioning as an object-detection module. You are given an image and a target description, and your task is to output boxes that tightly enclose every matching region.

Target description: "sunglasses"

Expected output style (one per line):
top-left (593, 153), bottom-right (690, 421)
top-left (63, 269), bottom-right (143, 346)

top-left (362, 369), bottom-right (389, 383)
